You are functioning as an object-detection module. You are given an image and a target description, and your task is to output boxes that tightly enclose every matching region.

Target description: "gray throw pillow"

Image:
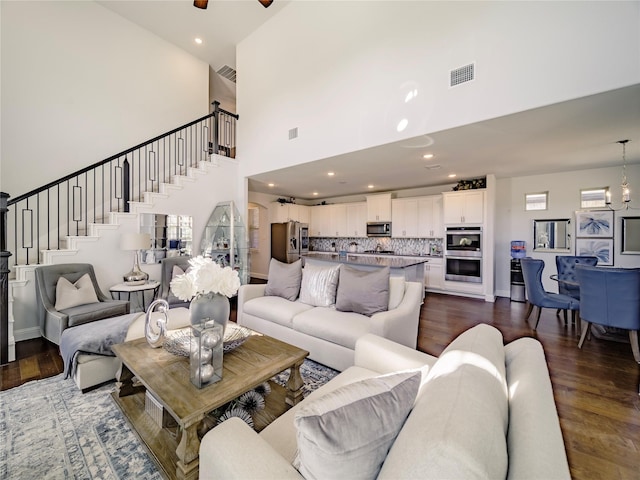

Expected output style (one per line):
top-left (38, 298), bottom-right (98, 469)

top-left (293, 370), bottom-right (421, 480)
top-left (54, 273), bottom-right (100, 310)
top-left (299, 263), bottom-right (340, 307)
top-left (336, 266), bottom-right (390, 316)
top-left (265, 258), bottom-right (302, 301)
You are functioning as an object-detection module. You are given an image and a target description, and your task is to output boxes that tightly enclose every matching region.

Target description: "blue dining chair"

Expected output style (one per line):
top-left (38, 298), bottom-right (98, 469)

top-left (520, 258), bottom-right (580, 330)
top-left (576, 265), bottom-right (640, 363)
top-left (555, 255), bottom-right (598, 322)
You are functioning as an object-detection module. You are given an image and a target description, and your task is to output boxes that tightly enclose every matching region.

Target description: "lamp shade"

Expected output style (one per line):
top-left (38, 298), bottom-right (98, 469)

top-left (121, 233), bottom-right (151, 251)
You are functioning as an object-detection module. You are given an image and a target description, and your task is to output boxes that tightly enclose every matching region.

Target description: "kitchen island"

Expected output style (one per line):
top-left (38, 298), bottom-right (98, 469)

top-left (302, 252), bottom-right (428, 296)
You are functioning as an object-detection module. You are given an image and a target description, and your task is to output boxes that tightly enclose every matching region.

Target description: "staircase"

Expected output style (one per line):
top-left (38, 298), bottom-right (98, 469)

top-left (0, 102), bottom-right (239, 364)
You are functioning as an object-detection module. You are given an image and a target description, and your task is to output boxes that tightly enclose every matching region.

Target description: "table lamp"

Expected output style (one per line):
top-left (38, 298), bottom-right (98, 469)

top-left (121, 232), bottom-right (151, 285)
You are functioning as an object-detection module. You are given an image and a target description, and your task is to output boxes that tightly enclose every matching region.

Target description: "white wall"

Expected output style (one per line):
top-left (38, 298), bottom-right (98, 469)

top-left (237, 1), bottom-right (639, 181)
top-left (494, 164), bottom-right (640, 297)
top-left (1, 0), bottom-right (209, 195)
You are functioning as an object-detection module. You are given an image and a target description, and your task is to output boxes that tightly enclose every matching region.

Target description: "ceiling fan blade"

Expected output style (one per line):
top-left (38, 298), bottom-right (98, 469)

top-left (194, 0), bottom-right (208, 9)
top-left (258, 0), bottom-right (274, 8)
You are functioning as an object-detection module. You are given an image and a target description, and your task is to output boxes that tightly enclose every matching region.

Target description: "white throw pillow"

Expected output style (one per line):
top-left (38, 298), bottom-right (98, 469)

top-left (54, 273), bottom-right (100, 310)
top-left (299, 263), bottom-right (341, 307)
top-left (293, 370), bottom-right (421, 480)
top-left (388, 276), bottom-right (405, 310)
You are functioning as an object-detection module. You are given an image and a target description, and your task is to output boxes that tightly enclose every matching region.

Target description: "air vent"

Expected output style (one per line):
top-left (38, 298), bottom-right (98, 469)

top-left (450, 63), bottom-right (475, 87)
top-left (289, 127), bottom-right (298, 140)
top-left (424, 164), bottom-right (441, 170)
top-left (216, 65), bottom-right (236, 83)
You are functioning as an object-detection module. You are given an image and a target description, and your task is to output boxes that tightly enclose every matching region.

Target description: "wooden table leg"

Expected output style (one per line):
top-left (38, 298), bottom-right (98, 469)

top-left (285, 359), bottom-right (305, 406)
top-left (115, 363), bottom-right (142, 397)
top-left (175, 415), bottom-right (203, 478)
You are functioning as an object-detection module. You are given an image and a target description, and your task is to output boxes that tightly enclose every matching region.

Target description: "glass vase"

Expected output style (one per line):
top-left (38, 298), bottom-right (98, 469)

top-left (189, 292), bottom-right (230, 334)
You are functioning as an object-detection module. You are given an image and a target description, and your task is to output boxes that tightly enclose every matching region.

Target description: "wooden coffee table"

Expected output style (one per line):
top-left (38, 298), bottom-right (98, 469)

top-left (111, 331), bottom-right (308, 480)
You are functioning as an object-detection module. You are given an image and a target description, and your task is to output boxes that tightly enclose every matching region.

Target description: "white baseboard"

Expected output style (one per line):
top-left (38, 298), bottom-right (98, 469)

top-left (14, 327), bottom-right (42, 342)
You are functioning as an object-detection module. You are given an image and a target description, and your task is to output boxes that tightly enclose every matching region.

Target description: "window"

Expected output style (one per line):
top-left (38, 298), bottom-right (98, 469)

top-left (248, 207), bottom-right (260, 249)
top-left (525, 192), bottom-right (548, 211)
top-left (580, 187), bottom-right (608, 209)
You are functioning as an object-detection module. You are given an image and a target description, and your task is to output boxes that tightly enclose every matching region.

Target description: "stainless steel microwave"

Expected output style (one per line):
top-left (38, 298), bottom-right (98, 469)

top-left (367, 222), bottom-right (391, 237)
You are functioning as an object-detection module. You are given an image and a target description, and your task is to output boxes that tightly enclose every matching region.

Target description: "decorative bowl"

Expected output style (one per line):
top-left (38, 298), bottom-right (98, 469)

top-left (163, 323), bottom-right (253, 357)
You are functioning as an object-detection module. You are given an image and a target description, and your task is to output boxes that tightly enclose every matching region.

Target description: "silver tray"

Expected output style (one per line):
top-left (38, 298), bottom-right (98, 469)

top-left (163, 323), bottom-right (253, 357)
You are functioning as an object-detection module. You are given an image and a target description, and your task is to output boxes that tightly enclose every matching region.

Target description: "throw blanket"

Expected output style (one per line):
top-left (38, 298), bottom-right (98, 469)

top-left (60, 313), bottom-right (142, 379)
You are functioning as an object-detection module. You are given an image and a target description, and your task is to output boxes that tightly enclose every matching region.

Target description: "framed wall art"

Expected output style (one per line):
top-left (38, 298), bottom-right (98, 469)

top-left (575, 238), bottom-right (614, 266)
top-left (575, 210), bottom-right (614, 238)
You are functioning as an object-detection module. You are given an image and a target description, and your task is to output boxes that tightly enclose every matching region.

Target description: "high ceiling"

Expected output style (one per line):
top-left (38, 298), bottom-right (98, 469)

top-left (100, 1), bottom-right (639, 201)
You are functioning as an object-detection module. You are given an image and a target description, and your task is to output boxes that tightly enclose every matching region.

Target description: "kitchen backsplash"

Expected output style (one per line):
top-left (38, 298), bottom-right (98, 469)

top-left (310, 237), bottom-right (443, 256)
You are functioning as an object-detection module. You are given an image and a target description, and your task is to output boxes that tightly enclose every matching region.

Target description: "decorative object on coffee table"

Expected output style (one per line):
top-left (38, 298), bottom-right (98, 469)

top-left (190, 320), bottom-right (223, 387)
top-left (170, 255), bottom-right (241, 388)
top-left (144, 299), bottom-right (169, 348)
top-left (164, 323), bottom-right (252, 356)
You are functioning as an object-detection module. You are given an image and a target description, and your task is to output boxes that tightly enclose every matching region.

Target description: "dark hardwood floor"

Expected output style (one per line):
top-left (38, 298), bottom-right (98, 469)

top-left (1, 292), bottom-right (639, 478)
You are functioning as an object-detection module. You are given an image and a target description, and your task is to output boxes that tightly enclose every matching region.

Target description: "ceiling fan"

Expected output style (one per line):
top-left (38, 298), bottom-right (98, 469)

top-left (194, 0), bottom-right (273, 9)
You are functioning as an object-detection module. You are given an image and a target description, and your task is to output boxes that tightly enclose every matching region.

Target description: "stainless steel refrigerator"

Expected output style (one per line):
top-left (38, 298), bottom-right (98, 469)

top-left (271, 221), bottom-right (309, 263)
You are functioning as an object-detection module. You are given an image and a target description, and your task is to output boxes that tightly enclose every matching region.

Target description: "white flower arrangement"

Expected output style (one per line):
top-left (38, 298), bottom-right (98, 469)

top-left (170, 255), bottom-right (241, 301)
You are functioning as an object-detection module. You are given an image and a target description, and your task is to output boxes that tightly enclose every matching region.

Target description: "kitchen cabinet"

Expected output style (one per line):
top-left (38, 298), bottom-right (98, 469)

top-left (310, 205), bottom-right (331, 237)
top-left (346, 202), bottom-right (367, 237)
top-left (442, 191), bottom-right (484, 225)
top-left (424, 257), bottom-right (443, 291)
top-left (269, 202), bottom-right (310, 224)
top-left (418, 195), bottom-right (443, 237)
top-left (329, 204), bottom-right (348, 237)
top-left (366, 193), bottom-right (392, 222)
top-left (392, 198), bottom-right (419, 237)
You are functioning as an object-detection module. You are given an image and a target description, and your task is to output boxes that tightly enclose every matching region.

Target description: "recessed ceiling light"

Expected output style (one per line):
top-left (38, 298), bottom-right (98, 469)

top-left (448, 174), bottom-right (457, 178)
top-left (368, 184), bottom-right (374, 189)
top-left (313, 192), bottom-right (318, 196)
top-left (423, 153), bottom-right (434, 159)
top-left (268, 183), bottom-right (275, 187)
top-left (396, 118), bottom-right (409, 132)
top-left (327, 172), bottom-right (335, 176)
top-left (194, 38), bottom-right (203, 45)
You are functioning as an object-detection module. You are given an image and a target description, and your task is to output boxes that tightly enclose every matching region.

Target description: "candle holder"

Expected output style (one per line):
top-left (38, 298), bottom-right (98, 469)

top-left (190, 320), bottom-right (223, 388)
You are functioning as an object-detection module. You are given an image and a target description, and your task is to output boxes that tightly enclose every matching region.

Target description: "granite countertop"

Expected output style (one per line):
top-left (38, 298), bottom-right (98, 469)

top-left (303, 252), bottom-right (429, 268)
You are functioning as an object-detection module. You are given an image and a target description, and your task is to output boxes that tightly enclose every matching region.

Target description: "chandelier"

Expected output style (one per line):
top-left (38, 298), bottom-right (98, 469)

top-left (606, 139), bottom-right (637, 211)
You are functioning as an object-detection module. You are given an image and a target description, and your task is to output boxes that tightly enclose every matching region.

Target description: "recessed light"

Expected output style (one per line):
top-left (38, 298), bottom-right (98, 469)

top-left (268, 183), bottom-right (275, 187)
top-left (448, 174), bottom-right (457, 178)
top-left (368, 185), bottom-right (374, 189)
top-left (194, 38), bottom-right (203, 45)
top-left (423, 154), bottom-right (434, 159)
top-left (396, 118), bottom-right (408, 132)
top-left (313, 192), bottom-right (318, 196)
top-left (327, 172), bottom-right (335, 177)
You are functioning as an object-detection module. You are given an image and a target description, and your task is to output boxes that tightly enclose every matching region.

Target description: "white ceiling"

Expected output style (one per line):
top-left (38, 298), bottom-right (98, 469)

top-left (100, 1), bottom-right (640, 201)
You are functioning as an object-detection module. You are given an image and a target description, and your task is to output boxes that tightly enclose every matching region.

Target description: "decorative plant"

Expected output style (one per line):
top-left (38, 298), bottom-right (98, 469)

top-left (170, 255), bottom-right (241, 301)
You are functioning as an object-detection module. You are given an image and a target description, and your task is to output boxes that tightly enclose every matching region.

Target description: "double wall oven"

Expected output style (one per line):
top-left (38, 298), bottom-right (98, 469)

top-left (445, 227), bottom-right (482, 283)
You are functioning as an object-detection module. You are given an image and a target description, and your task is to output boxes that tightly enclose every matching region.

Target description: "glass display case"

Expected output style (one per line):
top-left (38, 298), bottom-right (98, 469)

top-left (200, 201), bottom-right (249, 285)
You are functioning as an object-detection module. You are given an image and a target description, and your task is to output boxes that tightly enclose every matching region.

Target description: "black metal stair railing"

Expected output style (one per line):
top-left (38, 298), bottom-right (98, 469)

top-left (2, 101), bottom-right (238, 270)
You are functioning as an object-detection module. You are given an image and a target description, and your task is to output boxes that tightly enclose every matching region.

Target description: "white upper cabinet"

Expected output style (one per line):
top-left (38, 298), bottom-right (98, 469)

top-left (442, 191), bottom-right (484, 225)
top-left (418, 195), bottom-right (443, 237)
top-left (269, 202), bottom-right (310, 224)
top-left (329, 204), bottom-right (348, 237)
top-left (346, 202), bottom-right (367, 237)
top-left (392, 198), bottom-right (419, 237)
top-left (366, 193), bottom-right (392, 222)
top-left (310, 205), bottom-right (331, 236)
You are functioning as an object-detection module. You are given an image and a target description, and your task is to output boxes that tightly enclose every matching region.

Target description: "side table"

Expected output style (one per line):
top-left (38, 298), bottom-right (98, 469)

top-left (110, 280), bottom-right (161, 312)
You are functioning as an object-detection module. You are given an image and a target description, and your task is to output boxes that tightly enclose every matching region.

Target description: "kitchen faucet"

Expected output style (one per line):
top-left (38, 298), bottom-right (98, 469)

top-left (375, 243), bottom-right (382, 253)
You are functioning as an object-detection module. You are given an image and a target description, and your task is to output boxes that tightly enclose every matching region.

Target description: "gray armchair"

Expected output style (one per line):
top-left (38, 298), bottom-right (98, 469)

top-left (159, 256), bottom-right (193, 309)
top-left (34, 263), bottom-right (130, 345)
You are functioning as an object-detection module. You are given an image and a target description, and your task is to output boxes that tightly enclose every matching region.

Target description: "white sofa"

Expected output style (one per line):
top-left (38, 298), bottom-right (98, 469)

top-left (200, 324), bottom-right (571, 480)
top-left (71, 307), bottom-right (191, 391)
top-left (237, 278), bottom-right (423, 372)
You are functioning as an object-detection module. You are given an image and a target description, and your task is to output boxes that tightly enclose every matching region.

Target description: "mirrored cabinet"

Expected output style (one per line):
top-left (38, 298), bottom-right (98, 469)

top-left (201, 201), bottom-right (249, 285)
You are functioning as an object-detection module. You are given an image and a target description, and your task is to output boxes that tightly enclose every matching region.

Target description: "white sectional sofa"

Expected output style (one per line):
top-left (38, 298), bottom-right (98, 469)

top-left (238, 276), bottom-right (423, 372)
top-left (200, 324), bottom-right (571, 480)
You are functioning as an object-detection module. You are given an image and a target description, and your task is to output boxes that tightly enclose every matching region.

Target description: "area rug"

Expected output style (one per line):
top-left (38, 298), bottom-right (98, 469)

top-left (0, 359), bottom-right (338, 479)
